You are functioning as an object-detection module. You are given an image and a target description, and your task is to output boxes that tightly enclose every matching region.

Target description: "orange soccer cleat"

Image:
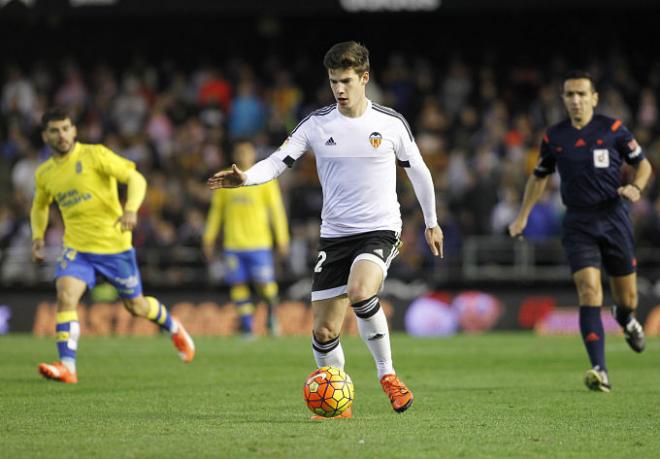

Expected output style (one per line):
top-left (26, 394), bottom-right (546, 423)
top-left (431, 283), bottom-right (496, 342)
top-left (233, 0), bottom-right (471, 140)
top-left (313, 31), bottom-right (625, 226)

top-left (310, 406), bottom-right (353, 421)
top-left (380, 374), bottom-right (413, 413)
top-left (38, 361), bottom-right (78, 384)
top-left (172, 318), bottom-right (196, 363)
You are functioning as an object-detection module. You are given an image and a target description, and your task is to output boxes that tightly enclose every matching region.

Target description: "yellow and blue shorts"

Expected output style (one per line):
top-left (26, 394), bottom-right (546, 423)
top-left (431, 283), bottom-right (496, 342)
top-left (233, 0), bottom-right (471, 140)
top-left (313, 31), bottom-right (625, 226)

top-left (55, 247), bottom-right (143, 299)
top-left (224, 249), bottom-right (274, 285)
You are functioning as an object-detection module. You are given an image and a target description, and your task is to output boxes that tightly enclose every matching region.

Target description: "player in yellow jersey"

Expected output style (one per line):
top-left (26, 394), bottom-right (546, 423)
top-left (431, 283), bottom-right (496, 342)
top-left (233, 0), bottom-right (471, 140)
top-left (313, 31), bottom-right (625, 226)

top-left (203, 141), bottom-right (290, 336)
top-left (31, 108), bottom-right (195, 384)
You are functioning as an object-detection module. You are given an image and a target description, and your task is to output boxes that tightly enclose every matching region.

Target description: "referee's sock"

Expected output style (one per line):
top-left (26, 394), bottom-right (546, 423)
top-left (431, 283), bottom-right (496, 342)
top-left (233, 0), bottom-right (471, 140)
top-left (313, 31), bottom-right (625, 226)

top-left (352, 295), bottom-right (395, 378)
top-left (579, 306), bottom-right (607, 372)
top-left (613, 304), bottom-right (634, 328)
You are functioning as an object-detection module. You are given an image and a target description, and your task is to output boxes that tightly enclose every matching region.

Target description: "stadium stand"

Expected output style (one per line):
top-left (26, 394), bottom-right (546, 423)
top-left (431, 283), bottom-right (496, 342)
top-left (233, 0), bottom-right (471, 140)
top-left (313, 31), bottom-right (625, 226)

top-left (1, 9), bottom-right (659, 287)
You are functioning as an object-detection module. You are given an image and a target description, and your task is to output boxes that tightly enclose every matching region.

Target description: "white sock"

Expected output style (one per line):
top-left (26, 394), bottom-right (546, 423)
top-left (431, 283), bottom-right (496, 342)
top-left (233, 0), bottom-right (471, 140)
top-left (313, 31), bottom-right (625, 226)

top-left (356, 306), bottom-right (395, 378)
top-left (312, 336), bottom-right (345, 370)
top-left (61, 357), bottom-right (76, 373)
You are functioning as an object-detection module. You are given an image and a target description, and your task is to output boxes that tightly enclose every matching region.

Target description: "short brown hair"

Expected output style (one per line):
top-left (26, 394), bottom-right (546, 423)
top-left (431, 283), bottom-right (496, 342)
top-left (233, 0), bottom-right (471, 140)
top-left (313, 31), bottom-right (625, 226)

top-left (41, 107), bottom-right (72, 130)
top-left (323, 41), bottom-right (370, 74)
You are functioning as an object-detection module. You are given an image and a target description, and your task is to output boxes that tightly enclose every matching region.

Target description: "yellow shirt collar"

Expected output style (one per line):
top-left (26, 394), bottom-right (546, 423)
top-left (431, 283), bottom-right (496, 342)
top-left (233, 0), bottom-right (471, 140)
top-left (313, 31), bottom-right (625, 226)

top-left (52, 142), bottom-right (80, 163)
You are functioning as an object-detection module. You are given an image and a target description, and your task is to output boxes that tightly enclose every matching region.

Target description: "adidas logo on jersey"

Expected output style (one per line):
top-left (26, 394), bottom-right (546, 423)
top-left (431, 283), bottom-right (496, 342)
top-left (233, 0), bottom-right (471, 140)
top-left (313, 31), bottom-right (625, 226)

top-left (325, 137), bottom-right (336, 146)
top-left (373, 248), bottom-right (384, 258)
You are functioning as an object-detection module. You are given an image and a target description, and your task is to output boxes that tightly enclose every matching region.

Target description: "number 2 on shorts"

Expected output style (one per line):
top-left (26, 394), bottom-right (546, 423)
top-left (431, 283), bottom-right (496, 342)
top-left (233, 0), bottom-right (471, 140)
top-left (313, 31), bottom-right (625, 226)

top-left (314, 251), bottom-right (327, 273)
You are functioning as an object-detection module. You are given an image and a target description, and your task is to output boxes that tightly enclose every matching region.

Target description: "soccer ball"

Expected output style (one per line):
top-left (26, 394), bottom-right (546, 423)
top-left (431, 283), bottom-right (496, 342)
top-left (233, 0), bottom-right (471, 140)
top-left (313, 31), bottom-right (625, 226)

top-left (303, 366), bottom-right (354, 417)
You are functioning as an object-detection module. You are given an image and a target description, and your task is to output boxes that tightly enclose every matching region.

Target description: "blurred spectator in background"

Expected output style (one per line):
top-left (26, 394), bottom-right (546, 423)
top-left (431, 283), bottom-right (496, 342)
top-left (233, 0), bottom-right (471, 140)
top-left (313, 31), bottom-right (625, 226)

top-left (228, 81), bottom-right (267, 139)
top-left (2, 66), bottom-right (36, 118)
top-left (112, 74), bottom-right (149, 137)
top-left (491, 186), bottom-right (520, 236)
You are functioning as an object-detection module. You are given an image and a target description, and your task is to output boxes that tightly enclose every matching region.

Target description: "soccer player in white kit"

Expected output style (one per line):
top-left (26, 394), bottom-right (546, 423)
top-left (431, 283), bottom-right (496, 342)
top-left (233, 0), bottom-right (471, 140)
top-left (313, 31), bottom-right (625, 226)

top-left (208, 41), bottom-right (443, 419)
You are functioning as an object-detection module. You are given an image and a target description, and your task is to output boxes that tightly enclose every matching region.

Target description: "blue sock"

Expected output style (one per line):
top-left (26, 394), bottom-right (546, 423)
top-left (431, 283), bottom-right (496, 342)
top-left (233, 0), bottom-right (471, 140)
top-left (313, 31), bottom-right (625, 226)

top-left (239, 312), bottom-right (253, 334)
top-left (579, 306), bottom-right (606, 372)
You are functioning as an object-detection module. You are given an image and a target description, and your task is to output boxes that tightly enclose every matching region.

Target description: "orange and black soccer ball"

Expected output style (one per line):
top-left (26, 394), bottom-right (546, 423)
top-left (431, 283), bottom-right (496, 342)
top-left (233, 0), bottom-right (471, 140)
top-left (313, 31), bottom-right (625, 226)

top-left (303, 366), bottom-right (354, 417)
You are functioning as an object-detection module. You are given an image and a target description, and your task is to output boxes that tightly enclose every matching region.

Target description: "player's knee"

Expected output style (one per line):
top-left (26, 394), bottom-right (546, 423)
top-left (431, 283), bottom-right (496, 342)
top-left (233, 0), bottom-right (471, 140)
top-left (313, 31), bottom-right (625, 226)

top-left (575, 281), bottom-right (600, 303)
top-left (56, 289), bottom-right (80, 309)
top-left (122, 297), bottom-right (148, 316)
top-left (347, 284), bottom-right (373, 304)
top-left (313, 325), bottom-right (340, 343)
top-left (122, 299), bottom-right (139, 316)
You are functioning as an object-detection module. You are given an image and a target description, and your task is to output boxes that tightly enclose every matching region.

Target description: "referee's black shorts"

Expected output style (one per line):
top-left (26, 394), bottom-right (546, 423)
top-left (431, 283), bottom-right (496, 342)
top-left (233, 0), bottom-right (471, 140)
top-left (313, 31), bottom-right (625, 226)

top-left (562, 201), bottom-right (636, 277)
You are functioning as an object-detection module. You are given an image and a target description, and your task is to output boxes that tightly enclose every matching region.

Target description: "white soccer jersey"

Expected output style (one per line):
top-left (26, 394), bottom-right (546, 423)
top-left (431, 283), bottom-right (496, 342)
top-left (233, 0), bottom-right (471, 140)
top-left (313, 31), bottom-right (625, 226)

top-left (245, 100), bottom-right (437, 238)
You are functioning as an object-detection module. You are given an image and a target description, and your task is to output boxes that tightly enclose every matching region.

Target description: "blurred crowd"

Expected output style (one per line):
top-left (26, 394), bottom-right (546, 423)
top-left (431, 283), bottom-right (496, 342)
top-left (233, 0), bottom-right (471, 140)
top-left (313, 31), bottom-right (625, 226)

top-left (1, 50), bottom-right (659, 285)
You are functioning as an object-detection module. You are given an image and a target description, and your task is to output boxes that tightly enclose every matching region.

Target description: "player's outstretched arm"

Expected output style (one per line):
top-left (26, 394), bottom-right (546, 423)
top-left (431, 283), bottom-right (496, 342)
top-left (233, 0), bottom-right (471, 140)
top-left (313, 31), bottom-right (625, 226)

top-left (207, 164), bottom-right (247, 189)
top-left (508, 174), bottom-right (548, 238)
top-left (425, 225), bottom-right (444, 258)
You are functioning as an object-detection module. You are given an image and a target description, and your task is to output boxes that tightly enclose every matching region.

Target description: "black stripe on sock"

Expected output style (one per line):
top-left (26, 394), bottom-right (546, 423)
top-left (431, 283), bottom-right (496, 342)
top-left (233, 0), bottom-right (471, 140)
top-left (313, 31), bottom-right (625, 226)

top-left (351, 295), bottom-right (381, 319)
top-left (312, 335), bottom-right (339, 353)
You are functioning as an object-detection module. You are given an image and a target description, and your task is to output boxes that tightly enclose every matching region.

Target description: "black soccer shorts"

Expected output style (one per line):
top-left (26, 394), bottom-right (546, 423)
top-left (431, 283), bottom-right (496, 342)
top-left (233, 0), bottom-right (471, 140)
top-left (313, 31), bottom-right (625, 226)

top-left (562, 202), bottom-right (636, 277)
top-left (311, 230), bottom-right (401, 302)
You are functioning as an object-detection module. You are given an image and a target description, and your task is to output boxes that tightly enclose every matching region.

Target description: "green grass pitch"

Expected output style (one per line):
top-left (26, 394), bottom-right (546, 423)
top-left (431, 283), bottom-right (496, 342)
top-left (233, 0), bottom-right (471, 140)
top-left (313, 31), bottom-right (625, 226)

top-left (1, 333), bottom-right (658, 458)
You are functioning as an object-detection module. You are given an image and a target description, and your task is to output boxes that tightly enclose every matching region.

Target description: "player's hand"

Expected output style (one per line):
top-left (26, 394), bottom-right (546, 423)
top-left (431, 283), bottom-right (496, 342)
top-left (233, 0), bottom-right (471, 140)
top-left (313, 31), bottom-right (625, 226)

top-left (207, 164), bottom-right (247, 189)
top-left (508, 216), bottom-right (527, 239)
top-left (116, 210), bottom-right (138, 232)
top-left (276, 243), bottom-right (290, 258)
top-left (618, 185), bottom-right (641, 203)
top-left (32, 239), bottom-right (45, 263)
top-left (202, 243), bottom-right (214, 261)
top-left (425, 225), bottom-right (444, 258)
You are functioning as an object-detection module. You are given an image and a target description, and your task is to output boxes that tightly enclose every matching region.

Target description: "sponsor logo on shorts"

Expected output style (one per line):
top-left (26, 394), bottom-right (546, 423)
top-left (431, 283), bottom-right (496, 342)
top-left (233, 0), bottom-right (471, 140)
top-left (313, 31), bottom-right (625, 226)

top-left (113, 275), bottom-right (139, 288)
